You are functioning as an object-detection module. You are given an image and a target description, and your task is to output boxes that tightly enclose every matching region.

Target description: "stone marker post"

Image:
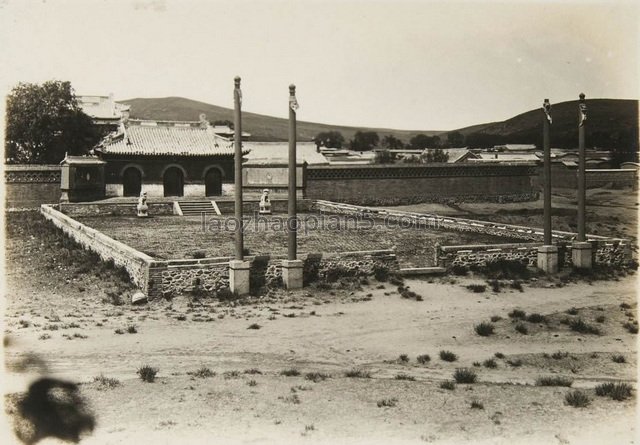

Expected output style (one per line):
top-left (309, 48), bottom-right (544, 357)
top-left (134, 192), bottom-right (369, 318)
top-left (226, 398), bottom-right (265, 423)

top-left (537, 99), bottom-right (559, 273)
top-left (282, 84), bottom-right (303, 289)
top-left (572, 93), bottom-right (592, 268)
top-left (229, 76), bottom-right (250, 295)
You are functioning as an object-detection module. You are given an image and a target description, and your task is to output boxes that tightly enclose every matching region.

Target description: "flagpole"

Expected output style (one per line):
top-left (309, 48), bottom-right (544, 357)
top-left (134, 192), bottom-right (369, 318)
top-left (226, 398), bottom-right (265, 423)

top-left (234, 76), bottom-right (244, 260)
top-left (577, 93), bottom-right (586, 242)
top-left (542, 99), bottom-right (552, 246)
top-left (288, 84), bottom-right (297, 261)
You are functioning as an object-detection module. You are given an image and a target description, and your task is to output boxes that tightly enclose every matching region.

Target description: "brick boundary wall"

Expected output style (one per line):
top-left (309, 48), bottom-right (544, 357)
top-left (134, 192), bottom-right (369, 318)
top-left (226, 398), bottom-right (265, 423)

top-left (305, 163), bottom-right (539, 205)
top-left (41, 204), bottom-right (398, 298)
top-left (5, 165), bottom-right (61, 210)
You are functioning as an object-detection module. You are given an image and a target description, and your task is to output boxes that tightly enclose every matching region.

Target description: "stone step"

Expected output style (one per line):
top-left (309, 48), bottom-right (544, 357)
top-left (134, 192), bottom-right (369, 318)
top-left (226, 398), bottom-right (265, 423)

top-left (176, 201), bottom-right (217, 216)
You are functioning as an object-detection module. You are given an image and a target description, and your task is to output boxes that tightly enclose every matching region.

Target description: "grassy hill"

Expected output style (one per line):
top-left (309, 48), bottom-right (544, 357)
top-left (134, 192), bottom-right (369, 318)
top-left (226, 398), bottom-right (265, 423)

top-left (121, 97), bottom-right (443, 143)
top-left (454, 98), bottom-right (638, 150)
top-left (121, 97), bottom-right (638, 152)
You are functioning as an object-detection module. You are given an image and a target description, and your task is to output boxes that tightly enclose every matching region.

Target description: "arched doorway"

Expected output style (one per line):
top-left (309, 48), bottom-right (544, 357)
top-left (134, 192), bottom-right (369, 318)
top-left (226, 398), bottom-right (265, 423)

top-left (122, 167), bottom-right (142, 197)
top-left (205, 168), bottom-right (222, 196)
top-left (163, 167), bottom-right (184, 197)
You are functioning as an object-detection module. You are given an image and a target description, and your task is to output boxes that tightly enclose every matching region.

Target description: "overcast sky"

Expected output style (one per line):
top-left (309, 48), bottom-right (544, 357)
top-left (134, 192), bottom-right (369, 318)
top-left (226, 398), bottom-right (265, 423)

top-left (1, 0), bottom-right (638, 131)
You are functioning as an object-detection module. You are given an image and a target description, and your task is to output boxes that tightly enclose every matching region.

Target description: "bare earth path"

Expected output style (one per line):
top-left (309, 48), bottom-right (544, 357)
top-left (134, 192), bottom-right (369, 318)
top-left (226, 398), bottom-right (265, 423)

top-left (4, 274), bottom-right (637, 445)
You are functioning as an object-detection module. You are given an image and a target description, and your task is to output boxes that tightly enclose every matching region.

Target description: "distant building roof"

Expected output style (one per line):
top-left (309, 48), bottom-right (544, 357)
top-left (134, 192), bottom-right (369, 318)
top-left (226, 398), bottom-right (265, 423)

top-left (495, 144), bottom-right (537, 151)
top-left (244, 142), bottom-right (329, 165)
top-left (77, 94), bottom-right (129, 122)
top-left (60, 155), bottom-right (106, 165)
top-left (474, 152), bottom-right (540, 162)
top-left (96, 120), bottom-right (245, 157)
top-left (211, 125), bottom-right (251, 138)
top-left (421, 147), bottom-right (478, 163)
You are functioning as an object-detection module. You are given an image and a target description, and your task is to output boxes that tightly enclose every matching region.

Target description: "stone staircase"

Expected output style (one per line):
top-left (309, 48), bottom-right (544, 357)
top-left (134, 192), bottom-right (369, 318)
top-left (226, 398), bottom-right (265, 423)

top-left (175, 201), bottom-right (220, 216)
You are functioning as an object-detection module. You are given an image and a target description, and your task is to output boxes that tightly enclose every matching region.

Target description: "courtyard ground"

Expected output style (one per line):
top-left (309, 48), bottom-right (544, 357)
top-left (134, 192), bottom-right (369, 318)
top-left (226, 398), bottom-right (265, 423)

top-left (77, 213), bottom-right (516, 267)
top-left (2, 208), bottom-right (638, 445)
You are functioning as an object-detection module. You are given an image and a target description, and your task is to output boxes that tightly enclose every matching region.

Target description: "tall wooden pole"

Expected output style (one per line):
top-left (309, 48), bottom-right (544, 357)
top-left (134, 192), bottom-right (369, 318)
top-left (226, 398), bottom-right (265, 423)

top-left (288, 84), bottom-right (298, 261)
top-left (234, 76), bottom-right (244, 260)
top-left (542, 99), bottom-right (552, 245)
top-left (577, 93), bottom-right (587, 242)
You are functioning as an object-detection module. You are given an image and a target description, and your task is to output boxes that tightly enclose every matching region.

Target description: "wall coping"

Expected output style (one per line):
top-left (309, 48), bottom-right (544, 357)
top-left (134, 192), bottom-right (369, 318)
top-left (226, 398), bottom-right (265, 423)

top-left (4, 164), bottom-right (61, 171)
top-left (40, 204), bottom-right (154, 263)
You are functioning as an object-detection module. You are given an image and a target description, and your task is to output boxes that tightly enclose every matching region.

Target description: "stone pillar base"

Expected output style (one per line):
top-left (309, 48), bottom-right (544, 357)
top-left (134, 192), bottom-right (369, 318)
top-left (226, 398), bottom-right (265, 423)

top-left (229, 260), bottom-right (250, 296)
top-left (282, 259), bottom-right (303, 290)
top-left (571, 241), bottom-right (593, 269)
top-left (537, 245), bottom-right (559, 274)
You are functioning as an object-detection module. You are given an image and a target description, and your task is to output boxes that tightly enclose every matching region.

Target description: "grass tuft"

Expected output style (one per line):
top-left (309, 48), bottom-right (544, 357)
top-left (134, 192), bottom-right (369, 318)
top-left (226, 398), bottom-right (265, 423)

top-left (535, 376), bottom-right (573, 387)
top-left (483, 359), bottom-right (498, 369)
top-left (417, 354), bottom-right (431, 365)
top-left (508, 309), bottom-right (526, 320)
top-left (305, 372), bottom-right (331, 383)
top-left (193, 367), bottom-right (215, 378)
top-left (280, 368), bottom-right (301, 377)
top-left (569, 318), bottom-right (601, 335)
top-left (514, 323), bottom-right (528, 335)
top-left (595, 382), bottom-right (633, 401)
top-left (377, 398), bottom-right (398, 408)
top-left (474, 322), bottom-right (495, 337)
top-left (394, 373), bottom-right (416, 381)
top-left (137, 365), bottom-right (158, 383)
top-left (439, 350), bottom-right (458, 362)
top-left (453, 368), bottom-right (477, 384)
top-left (345, 369), bottom-right (371, 378)
top-left (93, 375), bottom-right (121, 390)
top-left (612, 354), bottom-right (626, 363)
top-left (565, 390), bottom-right (591, 408)
top-left (470, 399), bottom-right (484, 409)
top-left (440, 381), bottom-right (455, 390)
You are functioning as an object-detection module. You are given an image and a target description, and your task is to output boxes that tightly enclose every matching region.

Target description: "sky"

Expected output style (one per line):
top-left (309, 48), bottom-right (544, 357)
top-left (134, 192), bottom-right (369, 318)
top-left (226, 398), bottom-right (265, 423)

top-left (0, 0), bottom-right (638, 131)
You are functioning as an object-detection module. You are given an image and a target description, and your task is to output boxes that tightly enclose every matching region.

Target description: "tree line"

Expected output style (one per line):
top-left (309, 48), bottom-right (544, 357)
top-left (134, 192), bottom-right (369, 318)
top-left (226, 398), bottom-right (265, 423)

top-left (313, 130), bottom-right (466, 151)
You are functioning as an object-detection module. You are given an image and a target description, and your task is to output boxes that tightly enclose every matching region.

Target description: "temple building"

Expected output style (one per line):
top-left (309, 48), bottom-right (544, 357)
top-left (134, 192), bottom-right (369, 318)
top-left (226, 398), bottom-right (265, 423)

top-left (94, 116), bottom-right (249, 198)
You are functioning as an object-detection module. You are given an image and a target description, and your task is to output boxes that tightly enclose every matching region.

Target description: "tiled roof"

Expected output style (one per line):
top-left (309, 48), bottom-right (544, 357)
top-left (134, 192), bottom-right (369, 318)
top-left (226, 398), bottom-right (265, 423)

top-left (98, 120), bottom-right (248, 157)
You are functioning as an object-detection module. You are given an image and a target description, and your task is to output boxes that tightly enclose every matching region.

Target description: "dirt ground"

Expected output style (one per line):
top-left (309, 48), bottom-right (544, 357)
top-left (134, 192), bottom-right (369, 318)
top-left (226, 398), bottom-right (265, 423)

top-left (77, 214), bottom-right (515, 267)
top-left (2, 186), bottom-right (638, 445)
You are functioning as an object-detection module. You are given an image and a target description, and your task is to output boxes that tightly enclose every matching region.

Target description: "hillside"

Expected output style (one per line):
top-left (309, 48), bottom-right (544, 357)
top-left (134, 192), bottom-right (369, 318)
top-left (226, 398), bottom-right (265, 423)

top-left (454, 98), bottom-right (638, 150)
top-left (121, 97), bottom-right (638, 152)
top-left (121, 97), bottom-right (443, 143)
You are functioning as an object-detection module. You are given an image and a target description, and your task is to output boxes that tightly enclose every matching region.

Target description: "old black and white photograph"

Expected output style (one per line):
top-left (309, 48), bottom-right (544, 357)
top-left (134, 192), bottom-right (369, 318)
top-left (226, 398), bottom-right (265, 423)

top-left (1, 0), bottom-right (638, 444)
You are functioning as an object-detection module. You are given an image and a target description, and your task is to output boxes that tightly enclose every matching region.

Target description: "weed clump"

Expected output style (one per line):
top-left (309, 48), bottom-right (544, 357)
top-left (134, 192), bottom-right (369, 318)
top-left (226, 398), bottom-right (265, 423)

top-left (508, 309), bottom-right (526, 320)
top-left (453, 368), bottom-right (477, 384)
top-left (345, 369), bottom-right (371, 378)
top-left (474, 322), bottom-right (495, 337)
top-left (595, 382), bottom-right (633, 401)
top-left (612, 355), bottom-right (626, 363)
top-left (439, 350), bottom-right (458, 362)
top-left (417, 354), bottom-right (431, 365)
top-left (565, 391), bottom-right (591, 408)
top-left (377, 398), bottom-right (398, 408)
top-left (569, 318), bottom-right (601, 335)
top-left (280, 368), bottom-right (301, 377)
top-left (466, 284), bottom-right (486, 293)
top-left (535, 376), bottom-right (573, 387)
top-left (440, 381), bottom-right (455, 390)
top-left (514, 323), bottom-right (529, 335)
top-left (137, 365), bottom-right (158, 383)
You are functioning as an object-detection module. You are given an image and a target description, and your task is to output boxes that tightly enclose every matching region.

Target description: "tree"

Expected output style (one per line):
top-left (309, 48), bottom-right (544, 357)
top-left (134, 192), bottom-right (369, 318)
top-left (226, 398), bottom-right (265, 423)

top-left (374, 149), bottom-right (396, 164)
top-left (408, 134), bottom-right (437, 150)
top-left (350, 131), bottom-right (379, 151)
top-left (445, 131), bottom-right (465, 148)
top-left (5, 81), bottom-right (101, 164)
top-left (314, 131), bottom-right (345, 148)
top-left (380, 135), bottom-right (404, 150)
top-left (213, 119), bottom-right (234, 129)
top-left (422, 148), bottom-right (449, 163)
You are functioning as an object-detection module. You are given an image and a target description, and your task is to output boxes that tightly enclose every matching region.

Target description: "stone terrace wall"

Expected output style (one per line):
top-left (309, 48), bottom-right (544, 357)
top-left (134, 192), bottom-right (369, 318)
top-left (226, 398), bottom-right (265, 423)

top-left (306, 163), bottom-right (539, 205)
top-left (147, 250), bottom-right (399, 299)
top-left (314, 200), bottom-right (624, 243)
top-left (438, 243), bottom-right (541, 268)
top-left (60, 201), bottom-right (174, 217)
top-left (40, 204), bottom-right (153, 291)
top-left (438, 239), bottom-right (631, 270)
top-left (5, 165), bottom-right (61, 209)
